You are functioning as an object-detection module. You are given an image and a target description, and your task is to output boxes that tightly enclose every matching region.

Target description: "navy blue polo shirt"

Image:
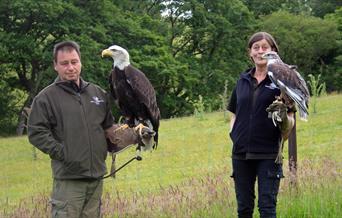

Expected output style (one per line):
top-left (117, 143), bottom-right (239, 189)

top-left (227, 68), bottom-right (282, 159)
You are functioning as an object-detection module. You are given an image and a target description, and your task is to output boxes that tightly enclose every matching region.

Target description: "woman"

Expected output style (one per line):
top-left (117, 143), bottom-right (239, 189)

top-left (227, 32), bottom-right (295, 218)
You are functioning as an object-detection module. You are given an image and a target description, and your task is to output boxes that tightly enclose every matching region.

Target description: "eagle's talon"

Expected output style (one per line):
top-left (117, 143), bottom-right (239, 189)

top-left (134, 124), bottom-right (156, 151)
top-left (114, 124), bottom-right (129, 132)
top-left (134, 123), bottom-right (146, 136)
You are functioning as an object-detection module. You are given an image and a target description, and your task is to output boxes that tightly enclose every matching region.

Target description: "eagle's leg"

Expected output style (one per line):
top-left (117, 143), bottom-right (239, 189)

top-left (113, 124), bottom-right (129, 132)
top-left (134, 123), bottom-right (146, 136)
top-left (135, 147), bottom-right (142, 161)
top-left (110, 152), bottom-right (117, 178)
top-left (275, 137), bottom-right (284, 164)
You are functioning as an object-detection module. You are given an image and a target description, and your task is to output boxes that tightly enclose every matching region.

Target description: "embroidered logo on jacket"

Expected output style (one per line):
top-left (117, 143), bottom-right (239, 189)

top-left (265, 82), bottom-right (279, 90)
top-left (90, 96), bottom-right (104, 105)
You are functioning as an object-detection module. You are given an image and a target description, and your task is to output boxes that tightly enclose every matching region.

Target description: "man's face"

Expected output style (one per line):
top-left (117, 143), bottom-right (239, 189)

top-left (54, 49), bottom-right (82, 84)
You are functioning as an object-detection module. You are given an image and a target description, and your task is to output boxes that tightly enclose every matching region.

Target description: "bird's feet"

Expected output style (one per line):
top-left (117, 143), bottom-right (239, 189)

top-left (271, 111), bottom-right (282, 126)
top-left (266, 98), bottom-right (285, 126)
top-left (113, 124), bottom-right (129, 132)
top-left (134, 123), bottom-right (146, 136)
top-left (134, 124), bottom-right (155, 151)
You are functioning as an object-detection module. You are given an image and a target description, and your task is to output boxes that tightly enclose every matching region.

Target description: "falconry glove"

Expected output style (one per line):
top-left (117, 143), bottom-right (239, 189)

top-left (105, 124), bottom-right (155, 177)
top-left (106, 124), bottom-right (138, 152)
top-left (105, 124), bottom-right (155, 153)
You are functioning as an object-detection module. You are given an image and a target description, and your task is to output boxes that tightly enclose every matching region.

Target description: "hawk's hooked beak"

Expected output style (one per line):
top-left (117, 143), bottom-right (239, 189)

top-left (101, 49), bottom-right (113, 58)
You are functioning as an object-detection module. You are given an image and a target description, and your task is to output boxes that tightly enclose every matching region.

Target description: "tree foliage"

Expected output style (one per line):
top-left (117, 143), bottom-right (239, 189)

top-left (241, 0), bottom-right (312, 17)
top-left (163, 0), bottom-right (254, 113)
top-left (308, 0), bottom-right (341, 18)
top-left (0, 0), bottom-right (87, 134)
top-left (0, 0), bottom-right (340, 135)
top-left (257, 10), bottom-right (340, 91)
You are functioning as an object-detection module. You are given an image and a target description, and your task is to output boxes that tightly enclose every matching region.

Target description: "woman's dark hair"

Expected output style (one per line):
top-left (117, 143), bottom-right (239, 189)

top-left (53, 41), bottom-right (81, 63)
top-left (248, 32), bottom-right (279, 52)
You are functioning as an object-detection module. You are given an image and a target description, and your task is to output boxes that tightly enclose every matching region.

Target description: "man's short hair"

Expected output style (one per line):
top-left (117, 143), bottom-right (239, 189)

top-left (53, 41), bottom-right (81, 63)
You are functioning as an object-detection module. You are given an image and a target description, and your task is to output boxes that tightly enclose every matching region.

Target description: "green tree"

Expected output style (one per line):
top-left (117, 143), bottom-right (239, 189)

top-left (308, 0), bottom-right (341, 18)
top-left (258, 11), bottom-right (339, 91)
top-left (105, 1), bottom-right (193, 118)
top-left (163, 0), bottom-right (255, 111)
top-left (323, 7), bottom-right (342, 91)
top-left (0, 0), bottom-right (142, 131)
top-left (0, 0), bottom-right (88, 134)
top-left (2, 0), bottom-right (338, 135)
top-left (0, 0), bottom-right (193, 127)
top-left (0, 67), bottom-right (26, 135)
top-left (241, 0), bottom-right (311, 17)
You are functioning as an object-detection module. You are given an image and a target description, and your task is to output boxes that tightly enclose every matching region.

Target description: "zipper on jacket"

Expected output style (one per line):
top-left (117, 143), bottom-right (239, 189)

top-left (78, 93), bottom-right (94, 177)
top-left (247, 78), bottom-right (259, 152)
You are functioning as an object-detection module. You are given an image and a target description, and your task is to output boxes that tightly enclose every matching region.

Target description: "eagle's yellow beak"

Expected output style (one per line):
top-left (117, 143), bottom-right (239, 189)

top-left (101, 49), bottom-right (113, 58)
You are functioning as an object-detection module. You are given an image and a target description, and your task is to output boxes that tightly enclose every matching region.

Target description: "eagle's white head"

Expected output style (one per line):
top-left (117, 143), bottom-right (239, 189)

top-left (101, 45), bottom-right (130, 70)
top-left (262, 51), bottom-right (282, 65)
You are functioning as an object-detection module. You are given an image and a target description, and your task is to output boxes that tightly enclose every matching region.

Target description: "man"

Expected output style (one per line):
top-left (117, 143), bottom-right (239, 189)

top-left (28, 41), bottom-right (133, 217)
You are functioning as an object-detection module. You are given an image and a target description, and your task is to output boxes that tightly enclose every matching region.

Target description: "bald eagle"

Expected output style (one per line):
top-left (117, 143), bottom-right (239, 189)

top-left (263, 51), bottom-right (310, 121)
top-left (101, 45), bottom-right (160, 150)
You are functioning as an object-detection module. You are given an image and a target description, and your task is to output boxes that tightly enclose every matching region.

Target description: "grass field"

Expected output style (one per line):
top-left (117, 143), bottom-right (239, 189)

top-left (0, 94), bottom-right (341, 217)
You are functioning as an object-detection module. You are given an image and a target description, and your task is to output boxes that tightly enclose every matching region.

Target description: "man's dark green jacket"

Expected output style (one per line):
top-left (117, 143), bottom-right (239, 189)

top-left (28, 77), bottom-right (114, 179)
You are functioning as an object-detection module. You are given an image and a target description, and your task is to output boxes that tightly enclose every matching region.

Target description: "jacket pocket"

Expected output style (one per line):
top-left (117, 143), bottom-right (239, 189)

top-left (229, 122), bottom-right (239, 144)
top-left (50, 199), bottom-right (68, 218)
top-left (267, 164), bottom-right (284, 196)
top-left (267, 164), bottom-right (284, 180)
top-left (49, 143), bottom-right (65, 161)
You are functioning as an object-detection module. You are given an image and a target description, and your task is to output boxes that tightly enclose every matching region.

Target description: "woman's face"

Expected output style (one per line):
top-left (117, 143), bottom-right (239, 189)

top-left (249, 39), bottom-right (273, 66)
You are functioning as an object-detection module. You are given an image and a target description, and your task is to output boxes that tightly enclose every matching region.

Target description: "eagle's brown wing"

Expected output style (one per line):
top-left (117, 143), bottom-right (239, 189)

top-left (108, 73), bottom-right (118, 104)
top-left (124, 65), bottom-right (160, 144)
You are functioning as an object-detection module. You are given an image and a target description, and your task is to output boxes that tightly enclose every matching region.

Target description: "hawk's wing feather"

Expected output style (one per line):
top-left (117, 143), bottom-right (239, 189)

top-left (268, 61), bottom-right (310, 121)
top-left (268, 63), bottom-right (301, 89)
top-left (277, 80), bottom-right (308, 120)
top-left (293, 69), bottom-right (310, 100)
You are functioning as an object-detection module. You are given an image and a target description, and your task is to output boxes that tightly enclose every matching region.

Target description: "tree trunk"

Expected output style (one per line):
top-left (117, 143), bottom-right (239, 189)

top-left (16, 97), bottom-right (33, 136)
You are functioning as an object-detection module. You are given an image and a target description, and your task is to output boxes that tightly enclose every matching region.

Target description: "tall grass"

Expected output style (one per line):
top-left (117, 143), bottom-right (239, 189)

top-left (2, 159), bottom-right (341, 218)
top-left (0, 94), bottom-right (341, 217)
